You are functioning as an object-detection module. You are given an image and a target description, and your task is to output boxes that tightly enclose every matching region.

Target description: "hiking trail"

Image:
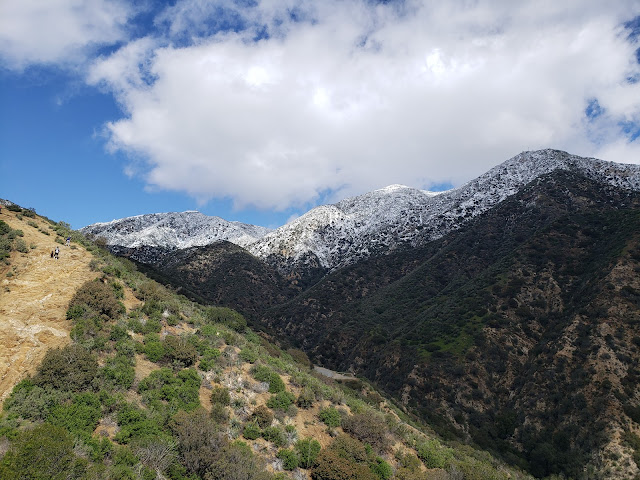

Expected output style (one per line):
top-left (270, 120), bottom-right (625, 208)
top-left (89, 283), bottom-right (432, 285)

top-left (0, 210), bottom-right (98, 405)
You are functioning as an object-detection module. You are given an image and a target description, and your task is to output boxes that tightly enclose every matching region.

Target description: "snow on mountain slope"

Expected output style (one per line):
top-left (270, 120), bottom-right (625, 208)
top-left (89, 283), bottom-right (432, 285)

top-left (82, 149), bottom-right (640, 272)
top-left (247, 149), bottom-right (640, 270)
top-left (81, 211), bottom-right (272, 249)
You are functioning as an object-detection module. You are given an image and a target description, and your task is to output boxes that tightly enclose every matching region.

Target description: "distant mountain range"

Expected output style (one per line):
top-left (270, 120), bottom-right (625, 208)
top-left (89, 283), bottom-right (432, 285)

top-left (83, 149), bottom-right (640, 273)
top-left (82, 149), bottom-right (640, 478)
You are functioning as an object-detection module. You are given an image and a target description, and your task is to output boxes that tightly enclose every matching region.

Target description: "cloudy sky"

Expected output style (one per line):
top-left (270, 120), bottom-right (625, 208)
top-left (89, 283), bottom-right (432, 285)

top-left (1, 0), bottom-right (639, 228)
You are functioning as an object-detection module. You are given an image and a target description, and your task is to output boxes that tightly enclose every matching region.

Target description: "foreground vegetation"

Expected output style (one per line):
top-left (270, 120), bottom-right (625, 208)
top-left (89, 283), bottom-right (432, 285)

top-left (0, 205), bottom-right (532, 479)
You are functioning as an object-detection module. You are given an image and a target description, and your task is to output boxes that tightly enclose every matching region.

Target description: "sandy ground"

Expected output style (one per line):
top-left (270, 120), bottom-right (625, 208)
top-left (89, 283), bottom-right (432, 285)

top-left (0, 210), bottom-right (98, 405)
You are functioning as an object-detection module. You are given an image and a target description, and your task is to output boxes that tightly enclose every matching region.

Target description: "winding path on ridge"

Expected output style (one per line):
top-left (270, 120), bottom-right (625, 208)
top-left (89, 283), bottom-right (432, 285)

top-left (0, 209), bottom-right (98, 405)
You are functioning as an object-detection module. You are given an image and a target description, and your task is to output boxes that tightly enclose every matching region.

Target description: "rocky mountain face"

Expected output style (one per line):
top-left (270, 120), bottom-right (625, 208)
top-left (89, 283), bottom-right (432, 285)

top-left (82, 150), bottom-right (640, 478)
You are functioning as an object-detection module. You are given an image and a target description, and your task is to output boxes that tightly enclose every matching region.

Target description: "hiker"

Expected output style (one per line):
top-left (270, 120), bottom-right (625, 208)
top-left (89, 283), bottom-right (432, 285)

top-left (54, 246), bottom-right (59, 260)
top-left (66, 236), bottom-right (71, 246)
top-left (50, 250), bottom-right (54, 259)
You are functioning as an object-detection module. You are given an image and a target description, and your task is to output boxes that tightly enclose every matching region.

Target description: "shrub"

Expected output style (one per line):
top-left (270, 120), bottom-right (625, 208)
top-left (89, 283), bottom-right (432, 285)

top-left (47, 392), bottom-right (102, 436)
top-left (312, 449), bottom-right (377, 480)
top-left (243, 422), bottom-right (261, 440)
top-left (34, 344), bottom-right (98, 392)
top-left (297, 387), bottom-right (315, 409)
top-left (211, 386), bottom-right (231, 406)
top-left (266, 391), bottom-right (296, 411)
top-left (239, 348), bottom-right (259, 363)
top-left (14, 238), bottom-right (28, 253)
top-left (277, 449), bottom-right (299, 470)
top-left (370, 457), bottom-right (393, 480)
top-left (164, 335), bottom-right (198, 367)
top-left (138, 368), bottom-right (201, 413)
top-left (295, 438), bottom-right (321, 469)
top-left (204, 306), bottom-right (247, 332)
top-left (251, 405), bottom-right (274, 428)
top-left (342, 413), bottom-right (391, 452)
top-left (262, 426), bottom-right (287, 447)
top-left (7, 204), bottom-right (21, 212)
top-left (0, 423), bottom-right (84, 480)
top-left (3, 380), bottom-right (68, 421)
top-left (416, 438), bottom-right (453, 469)
top-left (319, 407), bottom-right (342, 428)
top-left (68, 279), bottom-right (125, 320)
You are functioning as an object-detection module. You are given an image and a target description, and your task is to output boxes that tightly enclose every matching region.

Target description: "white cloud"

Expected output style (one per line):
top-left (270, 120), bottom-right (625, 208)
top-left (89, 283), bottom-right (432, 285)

top-left (0, 0), bottom-right (133, 70)
top-left (89, 0), bottom-right (640, 211)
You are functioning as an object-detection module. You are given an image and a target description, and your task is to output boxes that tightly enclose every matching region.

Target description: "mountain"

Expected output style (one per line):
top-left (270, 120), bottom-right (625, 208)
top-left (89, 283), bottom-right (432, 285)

top-left (83, 149), bottom-right (640, 275)
top-left (257, 169), bottom-right (640, 478)
top-left (79, 149), bottom-right (640, 478)
top-left (82, 210), bottom-right (272, 250)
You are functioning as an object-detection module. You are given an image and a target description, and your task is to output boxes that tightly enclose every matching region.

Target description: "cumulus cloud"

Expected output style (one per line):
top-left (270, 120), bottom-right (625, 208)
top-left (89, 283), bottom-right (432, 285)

top-left (88, 0), bottom-right (640, 211)
top-left (0, 0), bottom-right (133, 70)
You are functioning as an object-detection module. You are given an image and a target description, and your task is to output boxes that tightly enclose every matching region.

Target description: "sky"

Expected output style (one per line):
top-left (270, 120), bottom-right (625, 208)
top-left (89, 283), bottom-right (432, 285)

top-left (1, 1), bottom-right (639, 229)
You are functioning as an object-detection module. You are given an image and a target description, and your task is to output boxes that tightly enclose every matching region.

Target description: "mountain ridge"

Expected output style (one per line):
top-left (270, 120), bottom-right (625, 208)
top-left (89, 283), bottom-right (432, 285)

top-left (83, 149), bottom-right (640, 274)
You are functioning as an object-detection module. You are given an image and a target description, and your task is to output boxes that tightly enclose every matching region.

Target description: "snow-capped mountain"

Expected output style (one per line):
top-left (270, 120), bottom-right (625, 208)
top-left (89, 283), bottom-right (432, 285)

top-left (81, 211), bottom-right (272, 249)
top-left (82, 149), bottom-right (640, 272)
top-left (247, 149), bottom-right (640, 270)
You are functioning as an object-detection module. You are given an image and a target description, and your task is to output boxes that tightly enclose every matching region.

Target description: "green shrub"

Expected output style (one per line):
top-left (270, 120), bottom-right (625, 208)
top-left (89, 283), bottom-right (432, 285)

top-left (266, 391), bottom-right (296, 411)
top-left (416, 438), bottom-right (453, 469)
top-left (115, 403), bottom-right (165, 444)
top-left (138, 367), bottom-right (201, 413)
top-left (319, 407), bottom-right (342, 428)
top-left (295, 438), bottom-right (321, 469)
top-left (0, 423), bottom-right (85, 479)
top-left (164, 335), bottom-right (198, 367)
top-left (312, 449), bottom-right (377, 480)
top-left (277, 449), bottom-right (299, 470)
top-left (22, 209), bottom-right (35, 218)
top-left (204, 306), bottom-right (247, 332)
top-left (7, 204), bottom-right (21, 212)
top-left (68, 279), bottom-right (125, 320)
top-left (144, 339), bottom-right (164, 362)
top-left (262, 426), bottom-right (287, 447)
top-left (3, 379), bottom-right (69, 421)
top-left (34, 344), bottom-right (98, 392)
top-left (47, 392), bottom-right (102, 435)
top-left (370, 457), bottom-right (393, 480)
top-left (239, 348), bottom-right (259, 363)
top-left (243, 421), bottom-right (261, 440)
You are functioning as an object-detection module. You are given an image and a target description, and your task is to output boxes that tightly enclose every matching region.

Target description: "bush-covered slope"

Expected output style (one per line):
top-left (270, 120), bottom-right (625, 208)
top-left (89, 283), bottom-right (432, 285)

top-left (257, 170), bottom-right (640, 478)
top-left (0, 208), bottom-right (531, 480)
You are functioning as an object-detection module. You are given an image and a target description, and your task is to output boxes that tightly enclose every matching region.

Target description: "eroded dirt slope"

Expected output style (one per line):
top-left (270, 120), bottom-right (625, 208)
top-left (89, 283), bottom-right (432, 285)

top-left (0, 210), bottom-right (98, 405)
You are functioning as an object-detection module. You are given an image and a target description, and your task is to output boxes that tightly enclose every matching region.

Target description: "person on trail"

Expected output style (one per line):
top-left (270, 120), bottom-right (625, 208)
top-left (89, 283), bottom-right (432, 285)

top-left (54, 246), bottom-right (59, 260)
top-left (66, 236), bottom-right (71, 246)
top-left (50, 250), bottom-right (54, 259)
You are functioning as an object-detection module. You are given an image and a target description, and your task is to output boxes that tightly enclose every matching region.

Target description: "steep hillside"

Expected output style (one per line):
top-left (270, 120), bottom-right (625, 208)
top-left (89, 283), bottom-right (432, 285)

top-left (0, 205), bottom-right (531, 480)
top-left (259, 170), bottom-right (640, 478)
top-left (0, 207), bottom-right (99, 405)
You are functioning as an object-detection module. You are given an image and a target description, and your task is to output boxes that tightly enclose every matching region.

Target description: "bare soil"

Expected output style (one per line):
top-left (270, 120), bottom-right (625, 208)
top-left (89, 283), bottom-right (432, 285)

top-left (0, 210), bottom-right (98, 405)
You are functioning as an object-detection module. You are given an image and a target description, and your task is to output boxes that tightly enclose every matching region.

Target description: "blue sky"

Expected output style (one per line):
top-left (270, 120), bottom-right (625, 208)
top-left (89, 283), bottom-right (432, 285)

top-left (1, 1), bottom-right (639, 229)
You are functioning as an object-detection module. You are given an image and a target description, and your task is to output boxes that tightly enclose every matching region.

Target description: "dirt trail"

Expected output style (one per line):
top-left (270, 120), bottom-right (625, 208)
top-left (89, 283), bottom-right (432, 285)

top-left (0, 211), bottom-right (98, 405)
